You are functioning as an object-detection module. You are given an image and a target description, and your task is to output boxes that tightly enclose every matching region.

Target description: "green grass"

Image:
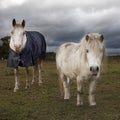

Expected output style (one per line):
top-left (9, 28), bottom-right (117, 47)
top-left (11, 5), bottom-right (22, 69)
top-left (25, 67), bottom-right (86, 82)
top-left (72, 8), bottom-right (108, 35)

top-left (0, 58), bottom-right (120, 120)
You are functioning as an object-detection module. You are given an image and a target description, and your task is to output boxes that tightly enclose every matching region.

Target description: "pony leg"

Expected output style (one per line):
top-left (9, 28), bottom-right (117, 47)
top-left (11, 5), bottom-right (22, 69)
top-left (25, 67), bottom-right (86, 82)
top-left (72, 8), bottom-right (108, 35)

top-left (59, 73), bottom-right (64, 97)
top-left (38, 60), bottom-right (42, 86)
top-left (25, 67), bottom-right (30, 89)
top-left (63, 77), bottom-right (70, 100)
top-left (76, 77), bottom-right (84, 106)
top-left (89, 80), bottom-right (97, 106)
top-left (14, 67), bottom-right (19, 92)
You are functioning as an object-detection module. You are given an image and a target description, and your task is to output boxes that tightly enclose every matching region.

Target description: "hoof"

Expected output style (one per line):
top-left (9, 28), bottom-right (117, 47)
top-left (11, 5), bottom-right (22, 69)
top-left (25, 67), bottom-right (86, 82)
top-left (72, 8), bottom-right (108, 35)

top-left (90, 104), bottom-right (96, 108)
top-left (38, 83), bottom-right (42, 86)
top-left (14, 89), bottom-right (17, 92)
top-left (31, 81), bottom-right (34, 84)
top-left (64, 99), bottom-right (69, 102)
top-left (25, 87), bottom-right (30, 89)
top-left (14, 88), bottom-right (18, 92)
top-left (25, 85), bottom-right (30, 89)
top-left (76, 104), bottom-right (84, 108)
top-left (14, 87), bottom-right (19, 92)
top-left (38, 81), bottom-right (42, 86)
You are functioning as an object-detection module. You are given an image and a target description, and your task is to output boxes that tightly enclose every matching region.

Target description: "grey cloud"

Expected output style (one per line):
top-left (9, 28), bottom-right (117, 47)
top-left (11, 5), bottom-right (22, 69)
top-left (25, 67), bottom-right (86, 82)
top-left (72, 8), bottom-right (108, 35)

top-left (0, 0), bottom-right (120, 54)
top-left (106, 48), bottom-right (120, 55)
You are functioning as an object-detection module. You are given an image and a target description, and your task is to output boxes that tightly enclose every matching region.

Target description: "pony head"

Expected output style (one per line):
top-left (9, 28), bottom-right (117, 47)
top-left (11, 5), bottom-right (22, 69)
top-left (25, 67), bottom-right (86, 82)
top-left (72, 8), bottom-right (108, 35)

top-left (84, 33), bottom-right (104, 76)
top-left (10, 19), bottom-right (27, 53)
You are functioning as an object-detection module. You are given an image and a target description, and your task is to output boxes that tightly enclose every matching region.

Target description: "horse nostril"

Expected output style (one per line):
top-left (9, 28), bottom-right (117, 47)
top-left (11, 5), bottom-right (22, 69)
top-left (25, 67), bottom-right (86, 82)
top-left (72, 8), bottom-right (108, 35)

top-left (90, 66), bottom-right (99, 72)
top-left (14, 44), bottom-right (21, 52)
top-left (14, 45), bottom-right (21, 49)
top-left (19, 45), bottom-right (21, 48)
top-left (90, 67), bottom-right (93, 71)
top-left (96, 66), bottom-right (99, 71)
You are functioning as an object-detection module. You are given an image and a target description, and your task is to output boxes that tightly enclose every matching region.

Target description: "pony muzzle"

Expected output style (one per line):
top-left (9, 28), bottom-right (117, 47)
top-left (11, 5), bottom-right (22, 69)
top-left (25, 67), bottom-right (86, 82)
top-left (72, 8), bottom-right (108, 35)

top-left (90, 66), bottom-right (99, 76)
top-left (14, 44), bottom-right (22, 52)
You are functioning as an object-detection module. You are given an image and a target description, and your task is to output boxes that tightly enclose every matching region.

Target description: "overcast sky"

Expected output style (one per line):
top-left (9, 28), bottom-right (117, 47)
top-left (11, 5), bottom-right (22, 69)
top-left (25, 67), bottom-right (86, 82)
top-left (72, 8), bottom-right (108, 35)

top-left (0, 0), bottom-right (120, 54)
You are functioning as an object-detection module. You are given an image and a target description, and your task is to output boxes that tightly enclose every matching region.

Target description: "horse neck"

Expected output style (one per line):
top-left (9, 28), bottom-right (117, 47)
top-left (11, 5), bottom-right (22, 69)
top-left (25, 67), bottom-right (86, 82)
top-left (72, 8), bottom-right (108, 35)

top-left (22, 34), bottom-right (27, 49)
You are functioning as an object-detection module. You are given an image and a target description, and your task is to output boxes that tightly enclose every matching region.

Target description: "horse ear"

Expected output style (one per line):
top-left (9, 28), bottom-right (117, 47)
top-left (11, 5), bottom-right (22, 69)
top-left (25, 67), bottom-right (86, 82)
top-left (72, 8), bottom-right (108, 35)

top-left (86, 35), bottom-right (89, 41)
top-left (100, 35), bottom-right (104, 42)
top-left (21, 19), bottom-right (25, 28)
top-left (12, 18), bottom-right (16, 27)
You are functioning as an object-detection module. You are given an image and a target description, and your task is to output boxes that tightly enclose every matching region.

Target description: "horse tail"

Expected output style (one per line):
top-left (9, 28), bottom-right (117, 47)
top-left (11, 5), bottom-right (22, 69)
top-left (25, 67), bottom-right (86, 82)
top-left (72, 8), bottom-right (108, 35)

top-left (41, 36), bottom-right (46, 60)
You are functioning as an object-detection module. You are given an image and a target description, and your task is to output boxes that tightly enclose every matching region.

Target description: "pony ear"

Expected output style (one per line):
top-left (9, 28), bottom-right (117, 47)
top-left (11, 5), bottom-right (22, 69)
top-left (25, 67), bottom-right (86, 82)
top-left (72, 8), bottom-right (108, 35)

top-left (12, 18), bottom-right (16, 27)
top-left (100, 35), bottom-right (104, 42)
top-left (21, 19), bottom-right (25, 28)
top-left (85, 35), bottom-right (89, 41)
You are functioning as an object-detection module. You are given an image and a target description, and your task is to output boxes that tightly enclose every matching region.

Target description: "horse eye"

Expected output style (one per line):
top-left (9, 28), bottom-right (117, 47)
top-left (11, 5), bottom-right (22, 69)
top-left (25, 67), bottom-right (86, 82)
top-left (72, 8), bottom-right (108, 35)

top-left (11, 31), bottom-right (13, 34)
top-left (86, 49), bottom-right (89, 53)
top-left (23, 32), bottom-right (26, 35)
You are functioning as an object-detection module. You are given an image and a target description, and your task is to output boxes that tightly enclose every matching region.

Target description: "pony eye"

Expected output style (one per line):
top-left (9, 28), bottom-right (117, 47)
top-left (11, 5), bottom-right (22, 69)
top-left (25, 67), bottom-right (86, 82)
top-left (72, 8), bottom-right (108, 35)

top-left (23, 32), bottom-right (26, 35)
top-left (86, 49), bottom-right (89, 53)
top-left (11, 31), bottom-right (13, 34)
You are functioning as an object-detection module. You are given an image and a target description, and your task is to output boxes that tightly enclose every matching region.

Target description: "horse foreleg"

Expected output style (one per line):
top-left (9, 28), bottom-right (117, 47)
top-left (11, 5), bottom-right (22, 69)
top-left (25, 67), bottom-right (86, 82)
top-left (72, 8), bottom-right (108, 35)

top-left (76, 77), bottom-right (84, 106)
top-left (89, 80), bottom-right (97, 106)
top-left (14, 67), bottom-right (19, 92)
top-left (63, 77), bottom-right (70, 101)
top-left (25, 67), bottom-right (30, 89)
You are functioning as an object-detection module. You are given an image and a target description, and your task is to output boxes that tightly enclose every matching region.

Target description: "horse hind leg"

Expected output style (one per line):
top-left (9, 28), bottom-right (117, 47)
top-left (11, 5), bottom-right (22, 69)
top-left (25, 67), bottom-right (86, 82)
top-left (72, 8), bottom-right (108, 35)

top-left (60, 74), bottom-right (70, 101)
top-left (31, 65), bottom-right (37, 84)
top-left (32, 59), bottom-right (42, 86)
top-left (25, 67), bottom-right (30, 89)
top-left (64, 77), bottom-right (70, 101)
top-left (38, 62), bottom-right (42, 86)
top-left (35, 59), bottom-right (42, 86)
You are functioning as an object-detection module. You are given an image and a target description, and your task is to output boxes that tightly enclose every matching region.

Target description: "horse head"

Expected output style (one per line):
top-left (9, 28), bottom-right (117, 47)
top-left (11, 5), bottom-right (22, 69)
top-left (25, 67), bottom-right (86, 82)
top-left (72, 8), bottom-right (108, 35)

top-left (84, 33), bottom-right (104, 76)
top-left (10, 18), bottom-right (27, 53)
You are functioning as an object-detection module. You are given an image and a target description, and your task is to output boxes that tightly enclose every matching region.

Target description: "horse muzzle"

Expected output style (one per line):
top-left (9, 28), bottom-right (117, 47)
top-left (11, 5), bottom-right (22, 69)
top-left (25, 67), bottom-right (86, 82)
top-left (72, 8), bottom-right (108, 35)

top-left (90, 66), bottom-right (99, 76)
top-left (14, 45), bottom-right (22, 53)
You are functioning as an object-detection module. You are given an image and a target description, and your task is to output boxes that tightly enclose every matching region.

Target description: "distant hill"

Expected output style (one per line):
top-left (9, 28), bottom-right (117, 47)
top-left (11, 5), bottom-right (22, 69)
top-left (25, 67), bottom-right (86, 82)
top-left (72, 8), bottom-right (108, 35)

top-left (0, 36), bottom-right (120, 60)
top-left (46, 52), bottom-right (55, 61)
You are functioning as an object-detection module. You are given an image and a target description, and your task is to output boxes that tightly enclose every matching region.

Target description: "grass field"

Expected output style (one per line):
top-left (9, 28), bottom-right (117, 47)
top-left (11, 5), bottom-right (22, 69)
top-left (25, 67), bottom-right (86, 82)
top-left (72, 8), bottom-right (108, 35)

top-left (0, 57), bottom-right (120, 120)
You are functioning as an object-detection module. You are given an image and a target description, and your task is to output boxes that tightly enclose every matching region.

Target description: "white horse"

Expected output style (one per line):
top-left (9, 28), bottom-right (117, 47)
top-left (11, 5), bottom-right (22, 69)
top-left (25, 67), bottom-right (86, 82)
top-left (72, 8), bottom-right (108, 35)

top-left (8, 19), bottom-right (46, 92)
top-left (56, 33), bottom-right (105, 106)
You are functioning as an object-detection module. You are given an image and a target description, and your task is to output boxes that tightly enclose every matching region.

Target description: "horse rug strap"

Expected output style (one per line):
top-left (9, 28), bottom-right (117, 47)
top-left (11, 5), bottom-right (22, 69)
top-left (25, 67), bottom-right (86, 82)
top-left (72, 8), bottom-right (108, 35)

top-left (7, 31), bottom-right (46, 68)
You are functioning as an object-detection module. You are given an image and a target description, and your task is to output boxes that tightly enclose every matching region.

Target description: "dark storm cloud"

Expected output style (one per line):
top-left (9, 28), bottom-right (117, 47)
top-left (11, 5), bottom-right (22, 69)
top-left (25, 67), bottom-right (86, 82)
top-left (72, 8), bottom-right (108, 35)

top-left (0, 0), bottom-right (120, 54)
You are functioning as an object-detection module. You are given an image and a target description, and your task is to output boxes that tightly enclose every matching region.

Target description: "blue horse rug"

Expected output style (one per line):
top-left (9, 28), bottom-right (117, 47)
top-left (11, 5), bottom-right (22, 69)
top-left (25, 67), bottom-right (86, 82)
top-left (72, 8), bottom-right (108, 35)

top-left (7, 31), bottom-right (46, 68)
